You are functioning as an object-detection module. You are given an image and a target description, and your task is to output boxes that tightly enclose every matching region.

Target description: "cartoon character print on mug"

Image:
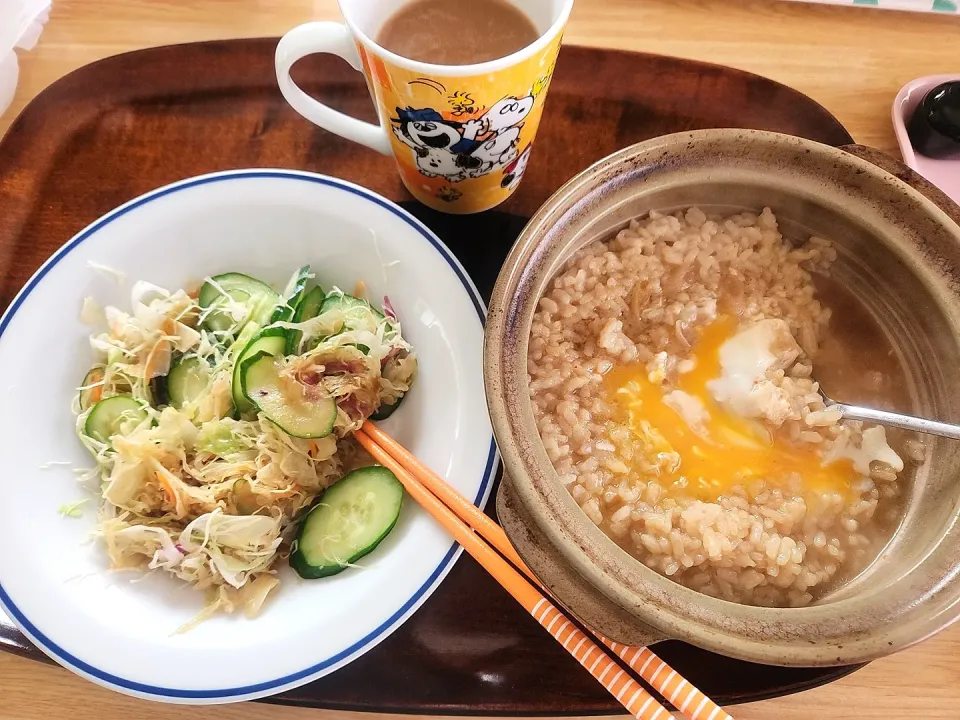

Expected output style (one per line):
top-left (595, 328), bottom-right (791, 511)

top-left (357, 37), bottom-right (561, 213)
top-left (391, 94), bottom-right (533, 183)
top-left (501, 144), bottom-right (533, 190)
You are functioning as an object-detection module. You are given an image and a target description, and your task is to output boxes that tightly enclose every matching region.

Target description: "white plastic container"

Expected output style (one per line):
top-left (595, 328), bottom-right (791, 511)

top-left (784, 0), bottom-right (958, 12)
top-left (0, 0), bottom-right (51, 120)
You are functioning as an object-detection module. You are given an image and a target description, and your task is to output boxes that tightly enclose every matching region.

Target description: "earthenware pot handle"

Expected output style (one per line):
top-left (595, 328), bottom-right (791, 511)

top-left (840, 144), bottom-right (960, 228)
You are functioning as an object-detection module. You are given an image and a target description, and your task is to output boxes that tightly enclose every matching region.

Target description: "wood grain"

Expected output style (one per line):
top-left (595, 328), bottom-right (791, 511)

top-left (2, 621), bottom-right (960, 719)
top-left (4, 0), bottom-right (960, 151)
top-left (0, 0), bottom-right (958, 718)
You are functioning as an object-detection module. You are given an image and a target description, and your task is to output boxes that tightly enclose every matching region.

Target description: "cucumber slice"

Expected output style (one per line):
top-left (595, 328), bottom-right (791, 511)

top-left (232, 478), bottom-right (260, 515)
top-left (370, 396), bottom-right (403, 421)
top-left (317, 293), bottom-right (385, 354)
top-left (289, 466), bottom-right (403, 579)
top-left (78, 367), bottom-right (105, 412)
top-left (319, 292), bottom-right (385, 323)
top-left (149, 375), bottom-right (170, 408)
top-left (286, 285), bottom-right (326, 355)
top-left (269, 265), bottom-right (312, 324)
top-left (231, 330), bottom-right (287, 413)
top-left (84, 396), bottom-right (148, 443)
top-left (199, 273), bottom-right (280, 334)
top-left (168, 356), bottom-right (211, 409)
top-left (227, 322), bottom-right (262, 412)
top-left (241, 352), bottom-right (336, 438)
top-left (231, 319), bottom-right (261, 355)
top-left (371, 350), bottom-right (416, 420)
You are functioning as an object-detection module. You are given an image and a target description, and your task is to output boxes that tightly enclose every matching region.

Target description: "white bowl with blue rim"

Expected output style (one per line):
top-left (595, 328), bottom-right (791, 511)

top-left (0, 170), bottom-right (497, 703)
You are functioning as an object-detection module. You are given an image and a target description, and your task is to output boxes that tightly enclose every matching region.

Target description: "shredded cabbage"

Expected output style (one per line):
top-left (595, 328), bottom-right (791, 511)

top-left (87, 261), bottom-right (127, 284)
top-left (58, 499), bottom-right (89, 518)
top-left (80, 296), bottom-right (105, 326)
top-left (76, 271), bottom-right (417, 626)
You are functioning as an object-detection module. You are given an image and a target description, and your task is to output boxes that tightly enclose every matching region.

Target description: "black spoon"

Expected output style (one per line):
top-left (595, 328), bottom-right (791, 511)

top-left (907, 81), bottom-right (960, 159)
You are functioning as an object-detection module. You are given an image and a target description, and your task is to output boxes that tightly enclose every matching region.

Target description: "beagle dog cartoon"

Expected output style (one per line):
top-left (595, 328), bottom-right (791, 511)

top-left (390, 94), bottom-right (535, 183)
top-left (391, 107), bottom-right (483, 182)
top-left (501, 144), bottom-right (533, 189)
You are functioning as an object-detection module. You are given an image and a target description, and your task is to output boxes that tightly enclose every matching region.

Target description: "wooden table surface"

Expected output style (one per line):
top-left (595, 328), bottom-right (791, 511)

top-left (1, 1), bottom-right (959, 718)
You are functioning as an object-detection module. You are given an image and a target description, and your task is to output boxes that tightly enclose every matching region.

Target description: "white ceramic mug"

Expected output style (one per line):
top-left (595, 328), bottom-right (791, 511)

top-left (276, 0), bottom-right (573, 214)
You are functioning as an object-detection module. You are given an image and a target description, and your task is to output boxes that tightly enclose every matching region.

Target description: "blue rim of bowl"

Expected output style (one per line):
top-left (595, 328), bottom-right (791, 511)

top-left (0, 169), bottom-right (499, 702)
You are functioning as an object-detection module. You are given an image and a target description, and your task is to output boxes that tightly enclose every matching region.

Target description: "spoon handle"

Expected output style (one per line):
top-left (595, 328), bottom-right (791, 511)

top-left (833, 402), bottom-right (960, 441)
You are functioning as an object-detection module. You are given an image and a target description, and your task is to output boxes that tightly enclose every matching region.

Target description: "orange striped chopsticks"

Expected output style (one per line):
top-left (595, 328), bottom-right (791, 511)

top-left (356, 422), bottom-right (734, 720)
top-left (354, 426), bottom-right (670, 720)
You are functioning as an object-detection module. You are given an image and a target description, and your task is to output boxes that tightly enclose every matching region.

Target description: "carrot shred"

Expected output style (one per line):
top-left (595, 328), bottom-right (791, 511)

top-left (143, 339), bottom-right (171, 379)
top-left (88, 369), bottom-right (104, 405)
top-left (155, 471), bottom-right (176, 504)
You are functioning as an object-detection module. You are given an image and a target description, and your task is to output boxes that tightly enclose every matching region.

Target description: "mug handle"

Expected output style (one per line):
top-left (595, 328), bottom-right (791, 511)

top-left (275, 22), bottom-right (393, 156)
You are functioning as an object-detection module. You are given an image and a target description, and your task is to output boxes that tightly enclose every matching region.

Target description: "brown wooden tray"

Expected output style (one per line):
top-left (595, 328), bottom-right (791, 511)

top-left (0, 38), bottom-right (857, 713)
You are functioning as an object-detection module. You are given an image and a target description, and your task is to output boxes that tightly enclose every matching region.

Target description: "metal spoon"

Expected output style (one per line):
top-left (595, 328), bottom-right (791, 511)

top-left (819, 389), bottom-right (960, 441)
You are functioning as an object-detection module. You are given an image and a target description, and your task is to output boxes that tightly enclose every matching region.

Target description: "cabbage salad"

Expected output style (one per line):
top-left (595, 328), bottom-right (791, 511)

top-left (75, 267), bottom-right (417, 623)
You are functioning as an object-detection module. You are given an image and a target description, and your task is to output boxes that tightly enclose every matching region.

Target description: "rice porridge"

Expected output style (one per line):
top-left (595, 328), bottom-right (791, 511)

top-left (527, 207), bottom-right (923, 607)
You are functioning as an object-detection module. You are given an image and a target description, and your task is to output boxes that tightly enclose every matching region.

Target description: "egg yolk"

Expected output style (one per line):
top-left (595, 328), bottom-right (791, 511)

top-left (603, 317), bottom-right (859, 501)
